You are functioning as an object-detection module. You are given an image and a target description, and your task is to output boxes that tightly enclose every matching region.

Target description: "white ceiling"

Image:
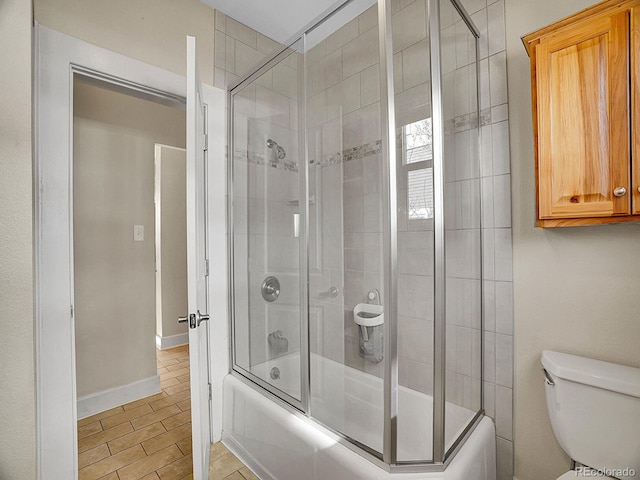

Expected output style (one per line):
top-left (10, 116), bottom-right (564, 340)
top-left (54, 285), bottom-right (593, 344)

top-left (200, 0), bottom-right (343, 45)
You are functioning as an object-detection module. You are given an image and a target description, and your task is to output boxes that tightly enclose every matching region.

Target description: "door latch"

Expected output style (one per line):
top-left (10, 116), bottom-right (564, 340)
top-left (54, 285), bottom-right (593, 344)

top-left (178, 310), bottom-right (209, 329)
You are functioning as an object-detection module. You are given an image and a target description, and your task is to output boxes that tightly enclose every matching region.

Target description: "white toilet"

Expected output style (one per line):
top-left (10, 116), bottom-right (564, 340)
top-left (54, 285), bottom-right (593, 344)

top-left (541, 350), bottom-right (640, 480)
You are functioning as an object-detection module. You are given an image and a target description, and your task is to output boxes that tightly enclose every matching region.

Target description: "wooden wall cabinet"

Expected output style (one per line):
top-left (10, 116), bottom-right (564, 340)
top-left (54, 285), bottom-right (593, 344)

top-left (524, 0), bottom-right (640, 227)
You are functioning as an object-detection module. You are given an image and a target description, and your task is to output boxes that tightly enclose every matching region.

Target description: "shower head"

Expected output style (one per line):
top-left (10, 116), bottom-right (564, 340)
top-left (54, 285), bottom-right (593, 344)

top-left (266, 138), bottom-right (286, 160)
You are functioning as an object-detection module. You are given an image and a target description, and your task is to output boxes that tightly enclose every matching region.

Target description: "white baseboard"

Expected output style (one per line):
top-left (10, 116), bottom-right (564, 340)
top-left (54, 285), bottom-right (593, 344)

top-left (156, 333), bottom-right (189, 350)
top-left (77, 375), bottom-right (161, 420)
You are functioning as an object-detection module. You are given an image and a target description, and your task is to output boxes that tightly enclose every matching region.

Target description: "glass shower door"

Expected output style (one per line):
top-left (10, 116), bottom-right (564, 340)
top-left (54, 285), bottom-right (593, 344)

top-left (305, 2), bottom-right (386, 456)
top-left (231, 46), bottom-right (304, 403)
top-left (439, 0), bottom-right (482, 452)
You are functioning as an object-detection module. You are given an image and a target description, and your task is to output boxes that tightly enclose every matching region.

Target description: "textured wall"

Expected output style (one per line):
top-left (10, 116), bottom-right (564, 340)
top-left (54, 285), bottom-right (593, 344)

top-left (34, 0), bottom-right (215, 84)
top-left (0, 0), bottom-right (35, 477)
top-left (73, 81), bottom-right (185, 397)
top-left (505, 1), bottom-right (640, 479)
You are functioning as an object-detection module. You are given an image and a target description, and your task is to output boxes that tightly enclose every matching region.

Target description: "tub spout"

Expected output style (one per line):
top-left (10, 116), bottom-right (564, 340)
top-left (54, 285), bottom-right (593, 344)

top-left (268, 330), bottom-right (289, 355)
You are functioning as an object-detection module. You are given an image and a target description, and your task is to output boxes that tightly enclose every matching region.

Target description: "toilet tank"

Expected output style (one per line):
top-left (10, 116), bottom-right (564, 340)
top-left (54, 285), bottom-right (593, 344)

top-left (541, 350), bottom-right (640, 473)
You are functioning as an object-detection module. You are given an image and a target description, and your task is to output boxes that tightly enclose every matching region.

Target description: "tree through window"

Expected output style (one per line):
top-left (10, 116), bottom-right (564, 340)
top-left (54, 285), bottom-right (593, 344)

top-left (403, 118), bottom-right (433, 220)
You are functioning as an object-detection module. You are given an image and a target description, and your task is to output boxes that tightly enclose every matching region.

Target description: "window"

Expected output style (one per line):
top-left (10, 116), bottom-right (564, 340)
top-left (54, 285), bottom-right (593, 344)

top-left (402, 118), bottom-right (433, 220)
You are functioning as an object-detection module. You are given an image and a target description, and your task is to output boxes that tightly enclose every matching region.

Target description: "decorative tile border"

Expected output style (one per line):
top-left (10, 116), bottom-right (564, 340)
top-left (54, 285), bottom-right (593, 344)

top-left (233, 111), bottom-right (489, 172)
top-left (233, 148), bottom-right (298, 172)
top-left (444, 110), bottom-right (488, 136)
top-left (233, 139), bottom-right (383, 172)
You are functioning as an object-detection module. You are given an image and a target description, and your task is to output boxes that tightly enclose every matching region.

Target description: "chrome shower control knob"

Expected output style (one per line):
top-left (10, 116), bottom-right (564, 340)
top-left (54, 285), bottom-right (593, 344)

top-left (261, 276), bottom-right (280, 302)
top-left (613, 186), bottom-right (627, 197)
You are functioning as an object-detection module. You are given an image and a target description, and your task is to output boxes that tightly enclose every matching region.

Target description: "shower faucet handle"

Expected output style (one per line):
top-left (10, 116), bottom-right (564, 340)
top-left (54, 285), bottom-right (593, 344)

top-left (261, 276), bottom-right (280, 302)
top-left (319, 286), bottom-right (340, 298)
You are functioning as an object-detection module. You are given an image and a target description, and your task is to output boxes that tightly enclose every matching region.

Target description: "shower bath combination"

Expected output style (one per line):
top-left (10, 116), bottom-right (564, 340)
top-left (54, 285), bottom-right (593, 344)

top-left (226, 0), bottom-right (495, 478)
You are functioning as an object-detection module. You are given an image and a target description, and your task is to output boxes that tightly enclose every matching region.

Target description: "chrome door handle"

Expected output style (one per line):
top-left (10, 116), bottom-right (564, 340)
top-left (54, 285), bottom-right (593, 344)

top-left (196, 310), bottom-right (210, 327)
top-left (178, 311), bottom-right (209, 328)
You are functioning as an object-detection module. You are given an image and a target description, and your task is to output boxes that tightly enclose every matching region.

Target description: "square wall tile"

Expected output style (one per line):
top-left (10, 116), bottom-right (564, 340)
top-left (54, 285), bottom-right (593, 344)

top-left (497, 437), bottom-right (514, 480)
top-left (487, 0), bottom-right (506, 56)
top-left (483, 381), bottom-right (495, 418)
top-left (398, 274), bottom-right (434, 320)
top-left (325, 18), bottom-right (359, 56)
top-left (471, 8), bottom-right (489, 60)
top-left (215, 10), bottom-right (226, 32)
top-left (391, 0), bottom-right (427, 53)
top-left (226, 16), bottom-right (257, 49)
top-left (342, 27), bottom-right (380, 79)
top-left (495, 281), bottom-right (513, 335)
top-left (398, 316), bottom-right (434, 365)
top-left (494, 228), bottom-right (513, 281)
top-left (479, 58), bottom-right (491, 110)
top-left (361, 63), bottom-right (380, 107)
top-left (359, 5), bottom-right (378, 34)
top-left (402, 39), bottom-right (430, 90)
top-left (461, 0), bottom-right (487, 15)
top-left (493, 174), bottom-right (512, 228)
top-left (481, 176), bottom-right (495, 229)
top-left (484, 331), bottom-right (496, 383)
top-left (489, 51), bottom-right (508, 107)
top-left (495, 385), bottom-right (513, 440)
top-left (482, 228), bottom-right (495, 280)
top-left (495, 333), bottom-right (513, 388)
top-left (491, 121), bottom-right (510, 177)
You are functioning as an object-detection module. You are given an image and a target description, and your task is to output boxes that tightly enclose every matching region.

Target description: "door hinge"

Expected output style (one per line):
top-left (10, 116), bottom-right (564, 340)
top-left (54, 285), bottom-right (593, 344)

top-left (205, 259), bottom-right (209, 277)
top-left (208, 383), bottom-right (212, 401)
top-left (70, 305), bottom-right (74, 318)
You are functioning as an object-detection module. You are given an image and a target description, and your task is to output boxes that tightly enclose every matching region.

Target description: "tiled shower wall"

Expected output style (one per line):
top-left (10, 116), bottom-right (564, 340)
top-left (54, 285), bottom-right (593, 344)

top-left (216, 1), bottom-right (513, 477)
top-left (305, 5), bottom-right (387, 380)
top-left (215, 10), bottom-right (303, 370)
top-left (459, 1), bottom-right (514, 478)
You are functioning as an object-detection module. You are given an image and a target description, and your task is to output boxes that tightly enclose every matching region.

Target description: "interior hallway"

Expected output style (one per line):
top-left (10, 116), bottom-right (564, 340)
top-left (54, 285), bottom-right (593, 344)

top-left (76, 345), bottom-right (255, 479)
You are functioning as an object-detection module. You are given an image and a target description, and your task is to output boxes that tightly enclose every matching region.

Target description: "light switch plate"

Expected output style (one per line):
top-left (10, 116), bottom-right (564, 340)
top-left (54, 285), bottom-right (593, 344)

top-left (134, 225), bottom-right (144, 242)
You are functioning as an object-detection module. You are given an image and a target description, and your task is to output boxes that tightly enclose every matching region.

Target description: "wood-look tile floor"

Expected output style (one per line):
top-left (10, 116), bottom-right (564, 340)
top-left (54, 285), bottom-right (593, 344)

top-left (77, 345), bottom-right (257, 480)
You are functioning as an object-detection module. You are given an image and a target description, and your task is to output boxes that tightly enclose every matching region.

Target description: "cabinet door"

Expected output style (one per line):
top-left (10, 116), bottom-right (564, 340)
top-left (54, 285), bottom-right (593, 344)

top-left (632, 7), bottom-right (640, 215)
top-left (535, 11), bottom-right (629, 219)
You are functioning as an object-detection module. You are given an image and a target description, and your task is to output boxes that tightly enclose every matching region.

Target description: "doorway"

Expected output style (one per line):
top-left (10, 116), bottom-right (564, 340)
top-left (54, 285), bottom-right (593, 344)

top-left (72, 77), bottom-right (194, 476)
top-left (35, 26), bottom-right (227, 477)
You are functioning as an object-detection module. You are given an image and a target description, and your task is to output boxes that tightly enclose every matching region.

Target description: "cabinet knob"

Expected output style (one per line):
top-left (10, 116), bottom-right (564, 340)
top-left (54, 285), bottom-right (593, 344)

top-left (613, 186), bottom-right (627, 197)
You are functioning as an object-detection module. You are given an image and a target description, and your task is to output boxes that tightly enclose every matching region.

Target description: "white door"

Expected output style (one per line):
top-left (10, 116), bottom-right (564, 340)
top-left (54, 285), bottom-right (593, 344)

top-left (186, 35), bottom-right (211, 479)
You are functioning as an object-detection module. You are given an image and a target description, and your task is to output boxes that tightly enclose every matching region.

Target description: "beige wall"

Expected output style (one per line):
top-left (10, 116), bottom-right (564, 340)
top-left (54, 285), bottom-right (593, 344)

top-left (74, 81), bottom-right (185, 397)
top-left (155, 145), bottom-right (189, 341)
top-left (0, 0), bottom-right (36, 477)
top-left (505, 1), bottom-right (640, 479)
top-left (34, 0), bottom-right (215, 85)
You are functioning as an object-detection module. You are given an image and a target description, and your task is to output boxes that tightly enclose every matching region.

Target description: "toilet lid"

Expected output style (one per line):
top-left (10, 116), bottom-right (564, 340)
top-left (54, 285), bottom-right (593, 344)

top-left (557, 472), bottom-right (614, 480)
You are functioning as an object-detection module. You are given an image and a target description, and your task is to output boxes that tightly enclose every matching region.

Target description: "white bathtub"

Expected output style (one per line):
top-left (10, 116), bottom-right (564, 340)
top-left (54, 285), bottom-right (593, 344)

top-left (223, 353), bottom-right (496, 479)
